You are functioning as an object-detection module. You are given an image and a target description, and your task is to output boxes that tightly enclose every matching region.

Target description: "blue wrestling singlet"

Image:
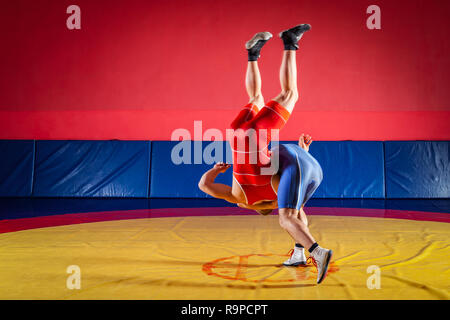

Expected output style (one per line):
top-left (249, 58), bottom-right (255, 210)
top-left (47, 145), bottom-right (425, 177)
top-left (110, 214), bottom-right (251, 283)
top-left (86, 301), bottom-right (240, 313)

top-left (274, 144), bottom-right (323, 210)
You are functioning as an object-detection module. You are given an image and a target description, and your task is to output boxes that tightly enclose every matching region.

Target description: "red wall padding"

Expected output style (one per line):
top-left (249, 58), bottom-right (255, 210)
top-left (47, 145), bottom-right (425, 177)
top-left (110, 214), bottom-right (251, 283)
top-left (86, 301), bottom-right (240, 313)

top-left (0, 0), bottom-right (449, 140)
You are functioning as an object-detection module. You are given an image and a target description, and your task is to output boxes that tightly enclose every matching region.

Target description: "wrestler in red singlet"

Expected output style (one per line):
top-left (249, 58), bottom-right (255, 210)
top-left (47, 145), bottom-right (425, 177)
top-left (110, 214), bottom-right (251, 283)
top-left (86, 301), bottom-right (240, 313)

top-left (229, 101), bottom-right (290, 205)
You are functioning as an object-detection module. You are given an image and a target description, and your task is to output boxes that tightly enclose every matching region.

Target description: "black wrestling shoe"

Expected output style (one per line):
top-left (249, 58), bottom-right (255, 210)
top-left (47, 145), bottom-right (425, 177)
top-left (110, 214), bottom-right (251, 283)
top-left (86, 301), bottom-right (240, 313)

top-left (279, 24), bottom-right (311, 50)
top-left (246, 31), bottom-right (273, 61)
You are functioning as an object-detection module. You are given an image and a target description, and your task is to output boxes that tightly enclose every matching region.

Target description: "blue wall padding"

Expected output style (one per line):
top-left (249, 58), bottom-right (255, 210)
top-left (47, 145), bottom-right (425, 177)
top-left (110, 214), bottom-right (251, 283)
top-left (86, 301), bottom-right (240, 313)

top-left (150, 141), bottom-right (233, 198)
top-left (151, 140), bottom-right (385, 199)
top-left (2, 140), bottom-right (448, 199)
top-left (385, 141), bottom-right (449, 198)
top-left (33, 141), bottom-right (150, 197)
top-left (0, 140), bottom-right (35, 196)
top-left (306, 141), bottom-right (385, 198)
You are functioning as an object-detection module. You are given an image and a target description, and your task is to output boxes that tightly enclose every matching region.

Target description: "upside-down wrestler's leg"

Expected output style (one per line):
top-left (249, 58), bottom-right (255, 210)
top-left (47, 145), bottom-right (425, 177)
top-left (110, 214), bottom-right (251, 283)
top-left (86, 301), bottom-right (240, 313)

top-left (230, 32), bottom-right (272, 130)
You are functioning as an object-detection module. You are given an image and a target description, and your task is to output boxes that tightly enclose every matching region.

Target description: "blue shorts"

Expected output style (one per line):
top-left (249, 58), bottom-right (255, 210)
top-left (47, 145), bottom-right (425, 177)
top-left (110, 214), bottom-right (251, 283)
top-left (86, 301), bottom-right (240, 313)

top-left (274, 144), bottom-right (323, 210)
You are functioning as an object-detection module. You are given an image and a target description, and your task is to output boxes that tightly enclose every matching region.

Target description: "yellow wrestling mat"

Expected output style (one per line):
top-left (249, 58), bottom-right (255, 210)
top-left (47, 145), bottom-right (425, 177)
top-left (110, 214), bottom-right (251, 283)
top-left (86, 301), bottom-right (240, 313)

top-left (0, 215), bottom-right (449, 300)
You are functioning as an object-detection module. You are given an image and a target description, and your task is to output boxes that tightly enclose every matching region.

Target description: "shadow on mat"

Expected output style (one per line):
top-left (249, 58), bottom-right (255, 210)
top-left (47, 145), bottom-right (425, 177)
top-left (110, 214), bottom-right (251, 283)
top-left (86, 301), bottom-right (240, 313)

top-left (88, 256), bottom-right (291, 268)
top-left (70, 257), bottom-right (340, 290)
top-left (82, 274), bottom-right (324, 290)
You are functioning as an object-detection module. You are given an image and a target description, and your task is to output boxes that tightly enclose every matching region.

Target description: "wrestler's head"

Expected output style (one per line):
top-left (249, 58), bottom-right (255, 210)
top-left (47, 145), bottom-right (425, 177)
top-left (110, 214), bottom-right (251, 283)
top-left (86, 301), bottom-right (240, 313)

top-left (256, 209), bottom-right (273, 216)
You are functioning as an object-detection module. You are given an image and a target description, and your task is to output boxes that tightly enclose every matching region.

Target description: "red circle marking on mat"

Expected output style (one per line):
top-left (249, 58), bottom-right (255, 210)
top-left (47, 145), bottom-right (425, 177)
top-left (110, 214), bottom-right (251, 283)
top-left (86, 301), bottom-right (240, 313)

top-left (202, 252), bottom-right (339, 283)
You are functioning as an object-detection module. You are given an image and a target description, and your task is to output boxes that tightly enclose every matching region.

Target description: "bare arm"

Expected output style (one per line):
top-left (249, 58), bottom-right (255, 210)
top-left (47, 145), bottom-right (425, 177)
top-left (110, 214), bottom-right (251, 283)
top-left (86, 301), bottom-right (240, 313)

top-left (198, 163), bottom-right (237, 203)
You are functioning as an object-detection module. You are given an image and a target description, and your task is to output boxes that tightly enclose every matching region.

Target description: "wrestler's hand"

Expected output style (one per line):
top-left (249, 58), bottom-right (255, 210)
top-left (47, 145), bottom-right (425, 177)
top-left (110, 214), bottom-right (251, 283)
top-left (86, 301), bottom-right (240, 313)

top-left (213, 162), bottom-right (231, 173)
top-left (299, 133), bottom-right (313, 152)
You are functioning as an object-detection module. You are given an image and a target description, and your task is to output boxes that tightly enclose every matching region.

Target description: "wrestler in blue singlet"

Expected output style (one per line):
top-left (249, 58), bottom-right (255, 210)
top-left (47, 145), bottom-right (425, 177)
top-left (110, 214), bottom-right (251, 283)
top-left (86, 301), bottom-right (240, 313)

top-left (273, 144), bottom-right (323, 210)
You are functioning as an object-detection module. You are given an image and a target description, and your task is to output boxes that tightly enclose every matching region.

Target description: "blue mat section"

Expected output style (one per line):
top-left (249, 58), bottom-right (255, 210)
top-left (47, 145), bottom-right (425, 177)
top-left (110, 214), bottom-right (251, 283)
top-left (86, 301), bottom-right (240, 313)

top-left (305, 141), bottom-right (385, 198)
top-left (150, 141), bottom-right (233, 198)
top-left (0, 140), bottom-right (35, 197)
top-left (33, 141), bottom-right (151, 197)
top-left (385, 141), bottom-right (450, 198)
top-left (1, 139), bottom-right (448, 199)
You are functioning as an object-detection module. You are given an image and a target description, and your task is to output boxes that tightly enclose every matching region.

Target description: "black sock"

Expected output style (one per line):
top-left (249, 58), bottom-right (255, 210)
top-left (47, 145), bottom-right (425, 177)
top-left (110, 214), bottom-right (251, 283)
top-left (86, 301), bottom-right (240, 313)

top-left (248, 52), bottom-right (260, 61)
top-left (281, 34), bottom-right (299, 51)
top-left (308, 242), bottom-right (319, 253)
top-left (295, 243), bottom-right (303, 248)
top-left (247, 40), bottom-right (268, 61)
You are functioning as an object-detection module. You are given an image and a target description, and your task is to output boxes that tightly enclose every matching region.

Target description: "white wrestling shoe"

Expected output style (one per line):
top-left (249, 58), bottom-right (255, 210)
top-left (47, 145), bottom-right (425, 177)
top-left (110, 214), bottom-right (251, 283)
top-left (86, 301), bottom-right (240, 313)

top-left (308, 246), bottom-right (333, 284)
top-left (283, 247), bottom-right (307, 266)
